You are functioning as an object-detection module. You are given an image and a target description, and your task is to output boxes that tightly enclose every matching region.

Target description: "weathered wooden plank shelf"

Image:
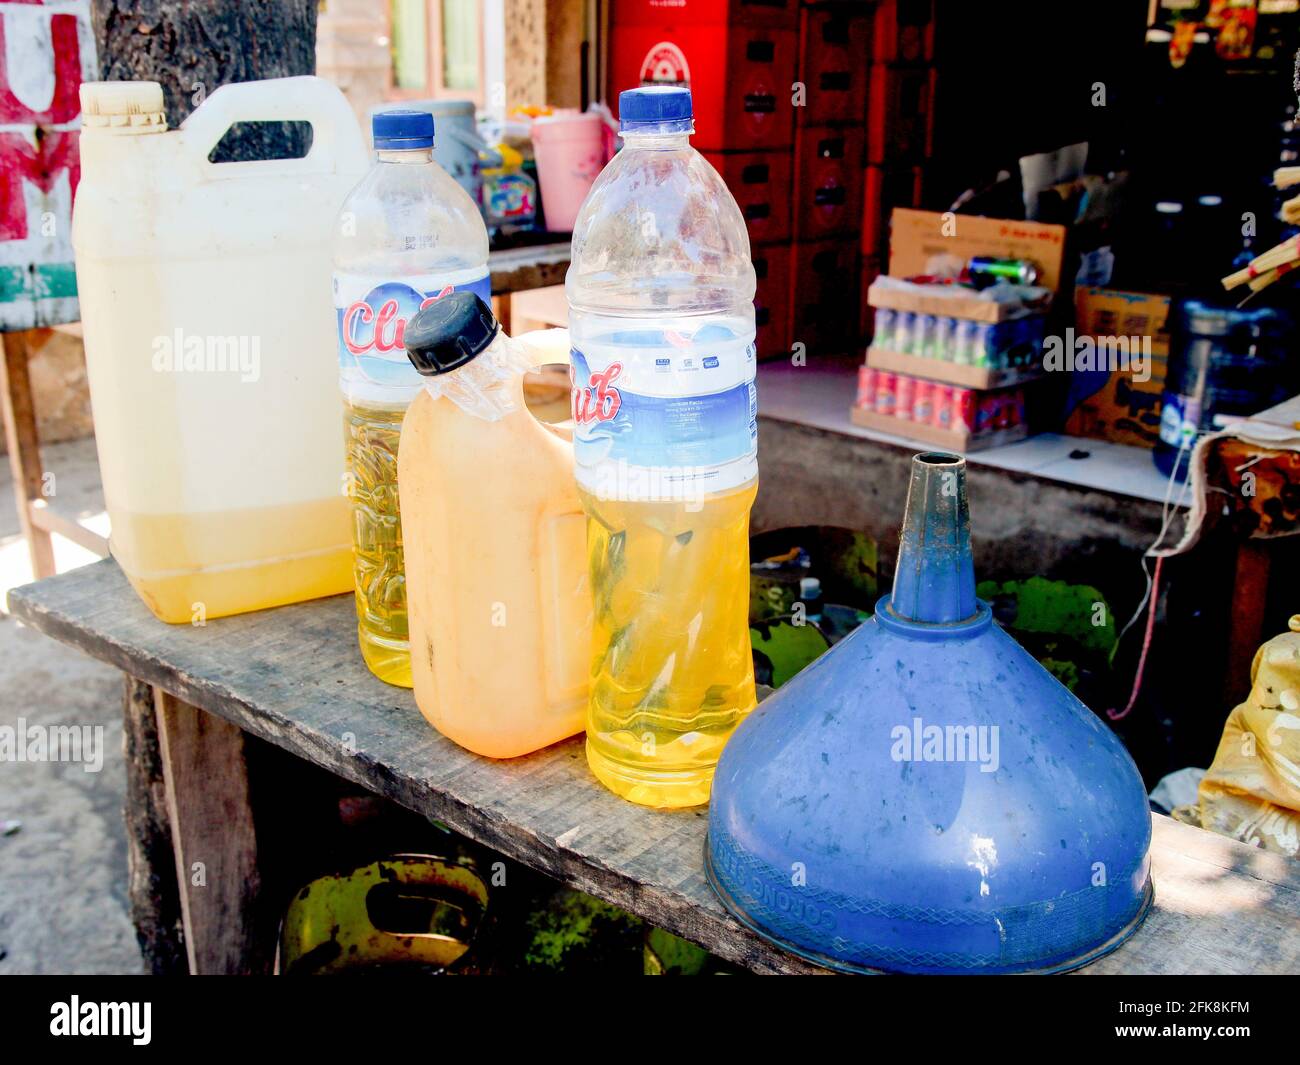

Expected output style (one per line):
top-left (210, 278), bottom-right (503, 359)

top-left (487, 241), bottom-right (570, 295)
top-left (9, 559), bottom-right (1300, 975)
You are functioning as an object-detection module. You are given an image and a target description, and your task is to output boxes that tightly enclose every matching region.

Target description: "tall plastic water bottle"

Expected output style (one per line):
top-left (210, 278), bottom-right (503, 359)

top-left (334, 110), bottom-right (490, 687)
top-left (567, 86), bottom-right (759, 808)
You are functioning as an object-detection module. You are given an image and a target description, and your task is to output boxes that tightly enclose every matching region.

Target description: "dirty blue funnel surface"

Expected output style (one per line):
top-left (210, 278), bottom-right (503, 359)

top-left (706, 453), bottom-right (1152, 974)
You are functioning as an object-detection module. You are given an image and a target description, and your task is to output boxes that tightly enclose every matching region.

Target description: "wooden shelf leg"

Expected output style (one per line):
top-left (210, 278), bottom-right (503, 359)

top-left (154, 688), bottom-right (271, 974)
top-left (1224, 539), bottom-right (1271, 708)
top-left (495, 292), bottom-right (513, 335)
top-left (123, 676), bottom-right (187, 974)
top-left (0, 330), bottom-right (55, 578)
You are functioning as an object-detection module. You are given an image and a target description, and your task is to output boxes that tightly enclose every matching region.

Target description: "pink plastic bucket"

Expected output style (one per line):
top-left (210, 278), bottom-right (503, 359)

top-left (531, 111), bottom-right (605, 233)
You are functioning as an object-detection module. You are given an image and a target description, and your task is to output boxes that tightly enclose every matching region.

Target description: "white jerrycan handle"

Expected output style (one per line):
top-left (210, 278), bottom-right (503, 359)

top-left (179, 75), bottom-right (366, 177)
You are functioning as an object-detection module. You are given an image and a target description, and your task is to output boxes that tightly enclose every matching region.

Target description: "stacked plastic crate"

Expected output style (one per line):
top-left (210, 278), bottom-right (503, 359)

top-left (606, 1), bottom-right (936, 360)
top-left (607, 0), bottom-right (800, 360)
top-left (861, 0), bottom-right (936, 337)
top-left (788, 2), bottom-right (869, 361)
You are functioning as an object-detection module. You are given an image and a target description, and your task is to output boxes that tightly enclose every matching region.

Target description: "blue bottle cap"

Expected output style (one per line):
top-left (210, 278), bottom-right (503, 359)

top-left (372, 109), bottom-right (434, 150)
top-left (618, 86), bottom-right (692, 131)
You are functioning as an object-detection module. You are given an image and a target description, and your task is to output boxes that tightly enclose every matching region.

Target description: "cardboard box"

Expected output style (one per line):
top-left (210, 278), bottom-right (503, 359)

top-left (865, 278), bottom-right (1050, 323)
top-left (861, 165), bottom-right (924, 261)
top-left (790, 237), bottom-right (859, 355)
top-left (886, 208), bottom-right (1069, 295)
top-left (609, 23), bottom-right (797, 150)
top-left (1073, 285), bottom-right (1171, 354)
top-left (866, 346), bottom-right (1046, 391)
top-left (796, 6), bottom-right (871, 126)
top-left (792, 124), bottom-right (864, 240)
top-left (754, 241), bottom-right (792, 360)
top-left (866, 63), bottom-right (935, 165)
top-left (872, 0), bottom-right (935, 63)
top-left (851, 406), bottom-right (1029, 453)
top-left (611, 0), bottom-right (799, 29)
top-left (1062, 287), bottom-right (1172, 449)
top-left (703, 149), bottom-right (793, 245)
top-left (851, 373), bottom-right (1030, 453)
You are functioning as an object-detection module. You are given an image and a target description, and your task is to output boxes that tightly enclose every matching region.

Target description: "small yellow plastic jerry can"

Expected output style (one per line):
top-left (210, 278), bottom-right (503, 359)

top-left (397, 294), bottom-right (590, 758)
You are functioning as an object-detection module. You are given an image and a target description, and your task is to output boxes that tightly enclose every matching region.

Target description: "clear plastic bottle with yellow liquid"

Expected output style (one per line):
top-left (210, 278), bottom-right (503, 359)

top-left (567, 87), bottom-right (759, 808)
top-left (398, 294), bottom-right (590, 758)
top-left (333, 110), bottom-right (490, 686)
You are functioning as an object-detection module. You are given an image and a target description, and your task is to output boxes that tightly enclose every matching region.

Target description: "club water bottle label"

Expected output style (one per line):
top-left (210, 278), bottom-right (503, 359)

top-left (335, 266), bottom-right (491, 390)
top-left (571, 324), bottom-right (758, 501)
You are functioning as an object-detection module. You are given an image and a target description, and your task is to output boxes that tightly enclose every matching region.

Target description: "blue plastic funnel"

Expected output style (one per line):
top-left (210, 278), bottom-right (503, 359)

top-left (706, 453), bottom-right (1152, 974)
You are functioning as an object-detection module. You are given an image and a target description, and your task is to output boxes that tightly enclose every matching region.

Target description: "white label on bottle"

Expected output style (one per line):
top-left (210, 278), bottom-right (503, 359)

top-left (571, 323), bottom-right (758, 502)
top-left (334, 267), bottom-right (490, 391)
top-left (1158, 393), bottom-right (1200, 448)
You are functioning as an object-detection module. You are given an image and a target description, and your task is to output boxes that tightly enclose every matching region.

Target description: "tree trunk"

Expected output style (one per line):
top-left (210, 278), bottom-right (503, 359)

top-left (90, 0), bottom-right (318, 161)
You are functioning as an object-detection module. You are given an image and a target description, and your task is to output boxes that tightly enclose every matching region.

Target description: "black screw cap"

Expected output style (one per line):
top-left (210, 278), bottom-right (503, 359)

top-left (405, 291), bottom-right (499, 376)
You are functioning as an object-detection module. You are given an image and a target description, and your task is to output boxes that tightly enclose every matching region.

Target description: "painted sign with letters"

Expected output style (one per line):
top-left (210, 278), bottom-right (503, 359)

top-left (0, 0), bottom-right (96, 330)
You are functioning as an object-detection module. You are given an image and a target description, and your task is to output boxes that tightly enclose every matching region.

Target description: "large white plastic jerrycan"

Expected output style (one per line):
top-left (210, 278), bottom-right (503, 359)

top-left (73, 78), bottom-right (369, 623)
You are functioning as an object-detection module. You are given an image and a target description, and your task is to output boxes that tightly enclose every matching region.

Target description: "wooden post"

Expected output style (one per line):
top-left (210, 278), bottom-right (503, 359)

top-left (123, 677), bottom-right (187, 974)
top-left (546, 0), bottom-right (587, 108)
top-left (0, 331), bottom-right (55, 578)
top-left (1224, 540), bottom-right (1272, 707)
top-left (495, 293), bottom-right (514, 335)
top-left (504, 0), bottom-right (586, 111)
top-left (154, 690), bottom-right (270, 975)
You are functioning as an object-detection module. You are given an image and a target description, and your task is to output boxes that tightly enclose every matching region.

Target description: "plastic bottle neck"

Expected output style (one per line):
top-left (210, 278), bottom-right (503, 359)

top-left (619, 129), bottom-right (691, 151)
top-left (376, 147), bottom-right (434, 164)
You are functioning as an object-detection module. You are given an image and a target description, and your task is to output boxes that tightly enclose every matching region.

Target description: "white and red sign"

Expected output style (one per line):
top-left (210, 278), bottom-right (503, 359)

top-left (0, 0), bottom-right (96, 330)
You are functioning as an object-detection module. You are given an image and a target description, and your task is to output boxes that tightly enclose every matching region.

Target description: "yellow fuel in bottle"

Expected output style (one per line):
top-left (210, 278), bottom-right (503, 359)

top-left (581, 486), bottom-right (758, 808)
top-left (333, 107), bottom-right (491, 687)
top-left (567, 85), bottom-right (760, 808)
top-left (344, 398), bottom-right (411, 687)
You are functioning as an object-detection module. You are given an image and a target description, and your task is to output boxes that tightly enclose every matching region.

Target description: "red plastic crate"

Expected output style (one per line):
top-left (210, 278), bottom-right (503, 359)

top-left (753, 241), bottom-right (793, 360)
top-left (859, 252), bottom-right (884, 338)
top-left (795, 6), bottom-right (870, 126)
top-left (609, 23), bottom-right (797, 150)
top-left (792, 124), bottom-right (864, 240)
top-left (865, 63), bottom-right (935, 165)
top-left (861, 163), bottom-right (924, 261)
top-left (789, 237), bottom-right (859, 356)
top-left (702, 150), bottom-right (793, 245)
top-left (610, 0), bottom-right (799, 29)
top-left (871, 0), bottom-right (935, 64)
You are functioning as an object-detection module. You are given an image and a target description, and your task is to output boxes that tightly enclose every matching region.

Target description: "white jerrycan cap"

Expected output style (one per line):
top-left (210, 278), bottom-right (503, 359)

top-left (80, 82), bottom-right (167, 134)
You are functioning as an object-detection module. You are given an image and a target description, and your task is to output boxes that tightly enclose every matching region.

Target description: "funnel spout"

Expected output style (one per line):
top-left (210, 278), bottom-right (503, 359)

top-left (889, 452), bottom-right (977, 624)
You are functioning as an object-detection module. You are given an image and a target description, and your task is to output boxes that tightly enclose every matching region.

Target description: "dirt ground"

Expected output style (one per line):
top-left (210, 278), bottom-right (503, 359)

top-left (0, 437), bottom-right (144, 974)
